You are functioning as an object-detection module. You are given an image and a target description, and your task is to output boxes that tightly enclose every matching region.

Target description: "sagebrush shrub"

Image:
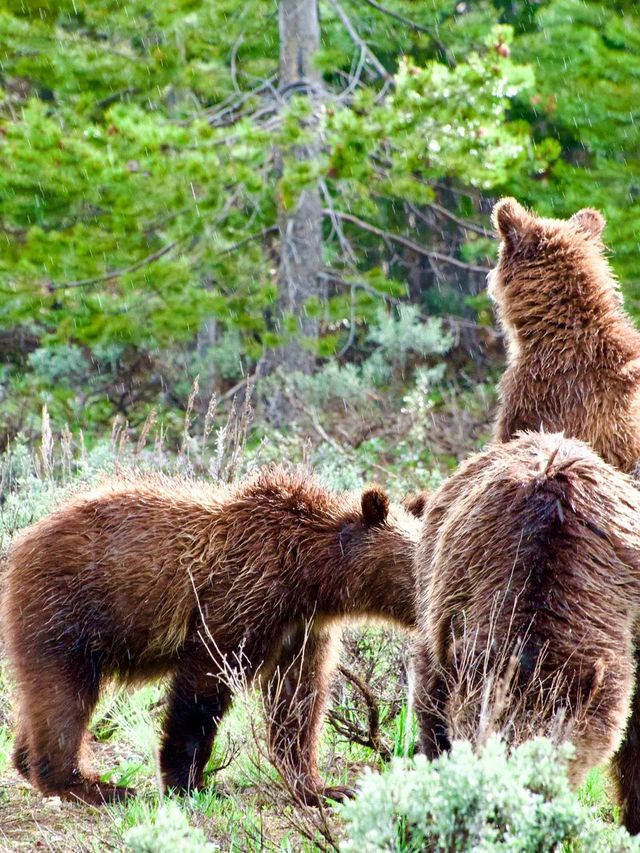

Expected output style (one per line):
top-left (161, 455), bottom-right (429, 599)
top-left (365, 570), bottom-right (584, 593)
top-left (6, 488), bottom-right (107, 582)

top-left (279, 306), bottom-right (453, 411)
top-left (125, 803), bottom-right (220, 853)
top-left (340, 736), bottom-right (640, 852)
top-left (365, 306), bottom-right (453, 381)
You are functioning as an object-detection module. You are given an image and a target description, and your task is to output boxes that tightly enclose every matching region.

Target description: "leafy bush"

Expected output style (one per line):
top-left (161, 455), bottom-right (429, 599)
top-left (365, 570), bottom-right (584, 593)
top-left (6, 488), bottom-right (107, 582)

top-left (125, 802), bottom-right (219, 853)
top-left (340, 736), bottom-right (640, 852)
top-left (282, 361), bottom-right (371, 409)
top-left (27, 345), bottom-right (89, 384)
top-left (281, 308), bottom-right (453, 411)
top-left (363, 307), bottom-right (453, 383)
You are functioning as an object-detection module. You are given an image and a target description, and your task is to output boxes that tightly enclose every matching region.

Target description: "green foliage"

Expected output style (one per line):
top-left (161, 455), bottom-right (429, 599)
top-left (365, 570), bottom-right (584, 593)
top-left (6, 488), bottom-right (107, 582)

top-left (94, 685), bottom-right (162, 788)
top-left (504, 0), bottom-right (640, 307)
top-left (579, 767), bottom-right (619, 825)
top-left (340, 737), bottom-right (640, 852)
top-left (125, 802), bottom-right (220, 853)
top-left (0, 726), bottom-right (11, 775)
top-left (0, 0), bottom-right (638, 441)
top-left (0, 403), bottom-right (632, 848)
top-left (0, 1), bottom-right (559, 438)
top-left (364, 306), bottom-right (453, 382)
top-left (281, 307), bottom-right (453, 408)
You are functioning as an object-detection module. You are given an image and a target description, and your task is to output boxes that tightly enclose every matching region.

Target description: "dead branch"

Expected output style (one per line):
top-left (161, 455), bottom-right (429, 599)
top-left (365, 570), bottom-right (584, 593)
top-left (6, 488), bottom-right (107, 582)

top-left (329, 664), bottom-right (392, 760)
top-left (218, 362), bottom-right (263, 404)
top-left (359, 0), bottom-right (455, 65)
top-left (48, 240), bottom-right (181, 292)
top-left (199, 73), bottom-right (278, 126)
top-left (323, 209), bottom-right (491, 273)
top-left (319, 181), bottom-right (358, 264)
top-left (205, 733), bottom-right (241, 776)
top-left (215, 226), bottom-right (278, 258)
top-left (407, 200), bottom-right (495, 238)
top-left (326, 0), bottom-right (392, 83)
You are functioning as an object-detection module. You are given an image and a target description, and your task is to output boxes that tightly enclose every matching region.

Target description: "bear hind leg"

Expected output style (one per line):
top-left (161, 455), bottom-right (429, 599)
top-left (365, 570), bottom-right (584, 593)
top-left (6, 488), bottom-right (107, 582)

top-left (12, 725), bottom-right (30, 780)
top-left (613, 650), bottom-right (640, 835)
top-left (25, 657), bottom-right (134, 805)
top-left (412, 639), bottom-right (451, 760)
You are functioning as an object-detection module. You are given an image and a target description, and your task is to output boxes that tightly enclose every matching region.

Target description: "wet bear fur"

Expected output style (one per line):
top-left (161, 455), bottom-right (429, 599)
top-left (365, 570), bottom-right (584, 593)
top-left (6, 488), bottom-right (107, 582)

top-left (0, 466), bottom-right (419, 806)
top-left (489, 198), bottom-right (640, 474)
top-left (412, 432), bottom-right (640, 834)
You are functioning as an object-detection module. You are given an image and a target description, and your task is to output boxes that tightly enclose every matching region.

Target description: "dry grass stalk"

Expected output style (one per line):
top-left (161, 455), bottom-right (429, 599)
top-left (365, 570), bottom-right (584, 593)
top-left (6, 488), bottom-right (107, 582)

top-left (187, 587), bottom-right (340, 852)
top-left (135, 409), bottom-right (157, 456)
top-left (180, 375), bottom-right (200, 463)
top-left (37, 405), bottom-right (53, 481)
top-left (426, 594), bottom-right (594, 756)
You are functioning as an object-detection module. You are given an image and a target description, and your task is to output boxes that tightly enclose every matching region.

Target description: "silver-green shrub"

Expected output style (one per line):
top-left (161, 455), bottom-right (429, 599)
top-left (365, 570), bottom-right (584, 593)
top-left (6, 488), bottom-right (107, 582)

top-left (125, 803), bottom-right (220, 853)
top-left (280, 307), bottom-right (453, 409)
top-left (340, 736), bottom-right (640, 852)
top-left (363, 306), bottom-right (453, 384)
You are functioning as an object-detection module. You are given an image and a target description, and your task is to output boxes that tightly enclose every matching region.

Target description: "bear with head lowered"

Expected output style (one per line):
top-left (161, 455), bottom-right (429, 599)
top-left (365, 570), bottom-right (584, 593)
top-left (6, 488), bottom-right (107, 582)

top-left (1, 467), bottom-right (419, 807)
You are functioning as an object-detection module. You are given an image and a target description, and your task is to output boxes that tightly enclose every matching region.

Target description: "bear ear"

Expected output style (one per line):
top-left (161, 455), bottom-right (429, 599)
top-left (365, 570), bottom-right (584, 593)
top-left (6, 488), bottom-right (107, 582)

top-left (361, 486), bottom-right (389, 526)
top-left (402, 491), bottom-right (429, 519)
top-left (491, 197), bottom-right (532, 247)
top-left (570, 208), bottom-right (605, 240)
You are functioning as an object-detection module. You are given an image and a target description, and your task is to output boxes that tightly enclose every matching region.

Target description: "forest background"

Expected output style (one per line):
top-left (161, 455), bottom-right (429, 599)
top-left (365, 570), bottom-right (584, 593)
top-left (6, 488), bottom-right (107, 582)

top-left (0, 1), bottom-right (640, 850)
top-left (1, 0), bottom-right (639, 463)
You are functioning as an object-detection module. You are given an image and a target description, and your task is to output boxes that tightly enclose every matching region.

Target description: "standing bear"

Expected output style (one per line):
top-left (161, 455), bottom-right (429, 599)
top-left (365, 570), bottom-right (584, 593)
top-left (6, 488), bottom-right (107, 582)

top-left (0, 466), bottom-right (419, 806)
top-left (412, 432), bottom-right (640, 833)
top-left (489, 198), bottom-right (640, 474)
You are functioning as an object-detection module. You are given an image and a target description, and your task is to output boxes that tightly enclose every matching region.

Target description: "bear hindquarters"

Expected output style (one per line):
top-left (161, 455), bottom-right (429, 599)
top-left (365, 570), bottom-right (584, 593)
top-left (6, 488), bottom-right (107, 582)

top-left (613, 650), bottom-right (640, 835)
top-left (20, 654), bottom-right (134, 805)
top-left (264, 621), bottom-right (354, 806)
top-left (159, 636), bottom-right (233, 794)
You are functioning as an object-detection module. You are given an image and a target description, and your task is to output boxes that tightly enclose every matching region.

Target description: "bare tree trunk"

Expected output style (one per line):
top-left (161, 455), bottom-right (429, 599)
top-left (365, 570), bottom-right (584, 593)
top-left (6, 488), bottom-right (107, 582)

top-left (273, 0), bottom-right (324, 374)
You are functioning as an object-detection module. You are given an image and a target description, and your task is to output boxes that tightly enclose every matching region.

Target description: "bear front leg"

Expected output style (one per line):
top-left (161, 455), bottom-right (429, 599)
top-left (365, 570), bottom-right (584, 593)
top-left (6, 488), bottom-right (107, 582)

top-left (613, 650), bottom-right (640, 835)
top-left (160, 646), bottom-right (233, 795)
top-left (264, 622), bottom-right (353, 806)
top-left (412, 638), bottom-right (450, 760)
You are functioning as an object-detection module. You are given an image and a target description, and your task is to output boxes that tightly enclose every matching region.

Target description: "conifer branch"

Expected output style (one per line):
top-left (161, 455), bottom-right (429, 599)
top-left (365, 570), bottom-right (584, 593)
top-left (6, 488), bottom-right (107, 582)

top-left (359, 0), bottom-right (455, 65)
top-left (48, 241), bottom-right (181, 292)
top-left (407, 201), bottom-right (495, 238)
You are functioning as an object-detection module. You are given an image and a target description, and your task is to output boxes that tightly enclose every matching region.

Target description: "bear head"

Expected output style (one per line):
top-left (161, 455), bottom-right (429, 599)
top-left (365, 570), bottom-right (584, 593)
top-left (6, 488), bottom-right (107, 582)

top-left (487, 198), bottom-right (615, 335)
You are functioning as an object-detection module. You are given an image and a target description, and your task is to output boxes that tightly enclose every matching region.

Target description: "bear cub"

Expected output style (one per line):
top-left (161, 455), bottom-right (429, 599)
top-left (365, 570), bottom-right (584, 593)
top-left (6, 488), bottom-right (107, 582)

top-left (489, 198), bottom-right (640, 474)
top-left (1, 467), bottom-right (419, 806)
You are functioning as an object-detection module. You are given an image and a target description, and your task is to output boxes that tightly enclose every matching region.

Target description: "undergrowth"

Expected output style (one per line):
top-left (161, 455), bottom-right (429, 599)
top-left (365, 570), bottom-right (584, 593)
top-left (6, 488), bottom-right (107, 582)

top-left (0, 388), bottom-right (625, 851)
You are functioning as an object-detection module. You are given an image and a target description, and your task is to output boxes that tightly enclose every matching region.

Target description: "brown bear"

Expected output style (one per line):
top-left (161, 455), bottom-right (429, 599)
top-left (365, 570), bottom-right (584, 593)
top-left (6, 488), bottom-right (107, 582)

top-left (412, 432), bottom-right (640, 832)
top-left (0, 466), bottom-right (420, 806)
top-left (489, 198), bottom-right (640, 474)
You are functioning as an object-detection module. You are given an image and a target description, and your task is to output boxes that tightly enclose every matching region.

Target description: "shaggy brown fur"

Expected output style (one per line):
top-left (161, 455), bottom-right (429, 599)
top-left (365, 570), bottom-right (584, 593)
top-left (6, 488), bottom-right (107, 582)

top-left (0, 467), bottom-right (419, 806)
top-left (412, 432), bottom-right (640, 833)
top-left (489, 198), bottom-right (640, 474)
top-left (401, 491), bottom-right (430, 519)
